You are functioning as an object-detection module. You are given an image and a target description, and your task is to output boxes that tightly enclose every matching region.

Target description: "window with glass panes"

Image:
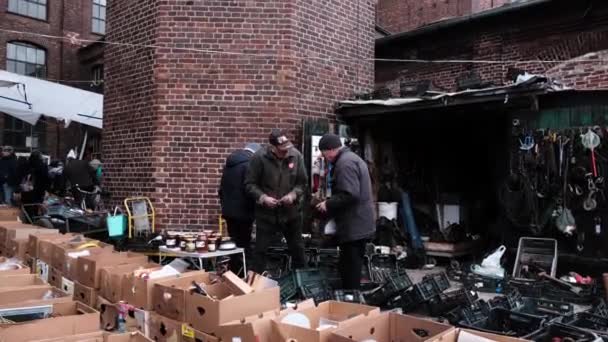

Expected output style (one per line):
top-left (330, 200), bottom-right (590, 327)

top-left (92, 0), bottom-right (106, 34)
top-left (6, 42), bottom-right (46, 78)
top-left (7, 0), bottom-right (47, 20)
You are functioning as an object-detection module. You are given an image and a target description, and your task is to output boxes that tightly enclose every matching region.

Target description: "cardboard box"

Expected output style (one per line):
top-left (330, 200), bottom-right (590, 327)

top-left (0, 274), bottom-right (46, 289)
top-left (0, 222), bottom-right (36, 245)
top-left (121, 265), bottom-right (180, 310)
top-left (100, 262), bottom-right (158, 304)
top-left (181, 325), bottom-right (219, 342)
top-left (330, 312), bottom-right (455, 342)
top-left (36, 233), bottom-right (81, 261)
top-left (0, 287), bottom-right (70, 307)
top-left (6, 238), bottom-right (28, 260)
top-left (0, 301), bottom-right (100, 342)
top-left (49, 267), bottom-right (63, 288)
top-left (74, 281), bottom-right (98, 307)
top-left (0, 256), bottom-right (29, 275)
top-left (104, 332), bottom-right (154, 342)
top-left (0, 207), bottom-right (21, 221)
top-left (1, 225), bottom-right (58, 248)
top-left (152, 271), bottom-right (211, 321)
top-left (215, 299), bottom-right (316, 342)
top-left (148, 312), bottom-right (182, 342)
top-left (31, 331), bottom-right (105, 342)
top-left (27, 230), bottom-right (61, 258)
top-left (184, 272), bottom-right (281, 334)
top-left (96, 295), bottom-right (120, 331)
top-left (63, 246), bottom-right (117, 280)
top-left (442, 329), bottom-right (532, 342)
top-left (273, 301), bottom-right (381, 342)
top-left (62, 276), bottom-right (76, 295)
top-left (78, 252), bottom-right (149, 288)
top-left (52, 239), bottom-right (114, 271)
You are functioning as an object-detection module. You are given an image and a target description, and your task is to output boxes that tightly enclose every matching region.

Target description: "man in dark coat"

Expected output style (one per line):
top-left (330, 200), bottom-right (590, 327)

top-left (0, 146), bottom-right (17, 205)
top-left (245, 129), bottom-right (308, 273)
top-left (219, 142), bottom-right (261, 274)
top-left (316, 134), bottom-right (376, 289)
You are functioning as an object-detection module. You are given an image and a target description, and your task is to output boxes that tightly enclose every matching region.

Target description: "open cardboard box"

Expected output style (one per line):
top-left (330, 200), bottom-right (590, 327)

top-left (1, 225), bottom-right (58, 249)
top-left (52, 239), bottom-right (114, 271)
top-left (152, 271), bottom-right (211, 321)
top-left (0, 274), bottom-right (46, 289)
top-left (184, 271), bottom-right (281, 334)
top-left (181, 325), bottom-right (219, 342)
top-left (215, 299), bottom-right (316, 342)
top-left (31, 331), bottom-right (105, 342)
top-left (96, 296), bottom-right (150, 335)
top-left (0, 256), bottom-right (30, 275)
top-left (78, 251), bottom-right (149, 288)
top-left (0, 301), bottom-right (100, 342)
top-left (100, 262), bottom-right (159, 304)
top-left (330, 312), bottom-right (455, 342)
top-left (0, 207), bottom-right (22, 221)
top-left (273, 300), bottom-right (381, 342)
top-left (74, 281), bottom-right (98, 307)
top-left (0, 222), bottom-right (39, 245)
top-left (35, 233), bottom-right (82, 262)
top-left (122, 264), bottom-right (187, 310)
top-left (104, 331), bottom-right (154, 342)
top-left (0, 287), bottom-right (70, 307)
top-left (64, 247), bottom-right (115, 281)
top-left (148, 312), bottom-right (182, 342)
top-left (6, 238), bottom-right (28, 260)
top-left (49, 267), bottom-right (63, 288)
top-left (26, 231), bottom-right (63, 258)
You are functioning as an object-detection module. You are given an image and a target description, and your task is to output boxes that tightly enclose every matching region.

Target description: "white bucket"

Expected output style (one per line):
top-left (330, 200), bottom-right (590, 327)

top-left (378, 202), bottom-right (398, 220)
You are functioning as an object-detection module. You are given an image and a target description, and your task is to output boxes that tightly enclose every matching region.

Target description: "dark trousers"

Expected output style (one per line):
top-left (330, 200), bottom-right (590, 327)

top-left (339, 239), bottom-right (367, 290)
top-left (225, 218), bottom-right (253, 276)
top-left (253, 218), bottom-right (306, 273)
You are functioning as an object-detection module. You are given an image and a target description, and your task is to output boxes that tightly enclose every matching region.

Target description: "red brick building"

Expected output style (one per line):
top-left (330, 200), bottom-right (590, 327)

top-left (103, 0), bottom-right (376, 230)
top-left (375, 0), bottom-right (608, 95)
top-left (0, 0), bottom-right (105, 158)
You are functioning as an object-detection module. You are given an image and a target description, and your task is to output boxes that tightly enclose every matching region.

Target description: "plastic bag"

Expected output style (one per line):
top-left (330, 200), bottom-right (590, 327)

top-left (471, 246), bottom-right (506, 279)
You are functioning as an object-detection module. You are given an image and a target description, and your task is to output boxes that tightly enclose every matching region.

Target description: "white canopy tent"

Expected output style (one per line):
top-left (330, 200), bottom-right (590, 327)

top-left (0, 70), bottom-right (103, 129)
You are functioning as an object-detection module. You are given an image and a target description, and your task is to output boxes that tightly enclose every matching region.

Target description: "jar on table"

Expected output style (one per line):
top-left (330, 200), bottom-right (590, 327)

top-left (195, 235), bottom-right (207, 253)
top-left (179, 235), bottom-right (187, 250)
top-left (165, 233), bottom-right (177, 249)
top-left (185, 236), bottom-right (196, 253)
top-left (207, 238), bottom-right (217, 252)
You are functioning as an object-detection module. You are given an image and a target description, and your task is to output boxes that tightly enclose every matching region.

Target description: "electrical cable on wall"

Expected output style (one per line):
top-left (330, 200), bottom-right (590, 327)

top-left (1, 28), bottom-right (607, 65)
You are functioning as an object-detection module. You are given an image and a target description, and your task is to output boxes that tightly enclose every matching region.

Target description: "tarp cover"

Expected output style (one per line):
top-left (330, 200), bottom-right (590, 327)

top-left (0, 70), bottom-right (102, 129)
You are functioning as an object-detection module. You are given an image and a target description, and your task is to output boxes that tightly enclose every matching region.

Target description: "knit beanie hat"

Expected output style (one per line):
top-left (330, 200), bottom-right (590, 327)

top-left (318, 134), bottom-right (342, 151)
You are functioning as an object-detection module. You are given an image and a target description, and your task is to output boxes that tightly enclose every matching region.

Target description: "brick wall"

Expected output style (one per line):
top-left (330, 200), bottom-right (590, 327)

top-left (377, 0), bottom-right (472, 33)
top-left (547, 50), bottom-right (608, 90)
top-left (104, 0), bottom-right (375, 230)
top-left (376, 4), bottom-right (608, 94)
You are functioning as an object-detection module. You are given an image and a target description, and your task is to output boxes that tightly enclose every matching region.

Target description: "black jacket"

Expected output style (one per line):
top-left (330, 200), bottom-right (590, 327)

top-left (245, 146), bottom-right (307, 223)
top-left (219, 149), bottom-right (255, 221)
top-left (64, 159), bottom-right (97, 189)
top-left (326, 148), bottom-right (376, 243)
top-left (0, 155), bottom-right (18, 187)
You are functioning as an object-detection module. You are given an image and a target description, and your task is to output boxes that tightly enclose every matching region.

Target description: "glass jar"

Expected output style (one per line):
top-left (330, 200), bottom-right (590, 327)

top-left (165, 234), bottom-right (177, 248)
top-left (207, 238), bottom-right (217, 252)
top-left (195, 235), bottom-right (207, 253)
top-left (185, 237), bottom-right (196, 253)
top-left (179, 235), bottom-right (187, 250)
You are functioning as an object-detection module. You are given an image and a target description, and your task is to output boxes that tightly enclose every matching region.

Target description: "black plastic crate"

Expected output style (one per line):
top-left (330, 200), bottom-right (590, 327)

top-left (413, 278), bottom-right (439, 302)
top-left (426, 288), bottom-right (479, 317)
top-left (591, 300), bottom-right (608, 318)
top-left (526, 323), bottom-right (601, 342)
top-left (462, 273), bottom-right (506, 294)
top-left (293, 268), bottom-right (323, 289)
top-left (507, 279), bottom-right (545, 298)
top-left (459, 308), bottom-right (545, 338)
top-left (460, 300), bottom-right (491, 325)
top-left (562, 313), bottom-right (608, 339)
top-left (515, 297), bottom-right (574, 319)
top-left (301, 282), bottom-right (332, 304)
top-left (543, 284), bottom-right (597, 305)
top-left (333, 290), bottom-right (365, 304)
top-left (424, 272), bottom-right (451, 293)
top-left (369, 254), bottom-right (399, 283)
top-left (384, 289), bottom-right (418, 312)
top-left (278, 273), bottom-right (298, 303)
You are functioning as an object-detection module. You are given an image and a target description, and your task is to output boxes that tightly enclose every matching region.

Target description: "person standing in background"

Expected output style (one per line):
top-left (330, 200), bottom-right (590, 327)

top-left (316, 134), bottom-right (376, 290)
top-left (245, 129), bottom-right (308, 273)
top-left (219, 142), bottom-right (261, 275)
top-left (0, 146), bottom-right (17, 205)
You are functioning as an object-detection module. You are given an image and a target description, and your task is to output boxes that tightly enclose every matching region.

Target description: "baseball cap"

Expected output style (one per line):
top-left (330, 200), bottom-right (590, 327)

top-left (269, 129), bottom-right (293, 151)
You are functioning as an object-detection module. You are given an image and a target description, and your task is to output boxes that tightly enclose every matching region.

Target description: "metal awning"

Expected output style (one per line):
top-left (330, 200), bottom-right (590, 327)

top-left (0, 70), bottom-right (103, 129)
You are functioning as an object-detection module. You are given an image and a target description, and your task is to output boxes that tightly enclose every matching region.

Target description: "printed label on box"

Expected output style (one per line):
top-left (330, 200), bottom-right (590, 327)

top-left (182, 324), bottom-right (195, 338)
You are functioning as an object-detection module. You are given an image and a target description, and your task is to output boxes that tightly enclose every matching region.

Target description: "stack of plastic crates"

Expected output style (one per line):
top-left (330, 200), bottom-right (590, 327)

top-left (426, 288), bottom-right (479, 317)
top-left (363, 272), bottom-right (413, 308)
top-left (333, 290), bottom-right (366, 304)
top-left (459, 307), bottom-right (546, 338)
top-left (561, 312), bottom-right (608, 340)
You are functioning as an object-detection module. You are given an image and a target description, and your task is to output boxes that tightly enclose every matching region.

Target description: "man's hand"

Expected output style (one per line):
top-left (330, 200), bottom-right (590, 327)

top-left (316, 201), bottom-right (327, 213)
top-left (279, 192), bottom-right (297, 206)
top-left (260, 194), bottom-right (279, 208)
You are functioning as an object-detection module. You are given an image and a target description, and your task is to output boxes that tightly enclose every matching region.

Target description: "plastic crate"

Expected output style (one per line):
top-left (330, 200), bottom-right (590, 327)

top-left (508, 278), bottom-right (545, 298)
top-left (294, 268), bottom-right (323, 289)
top-left (384, 289), bottom-right (418, 312)
top-left (460, 300), bottom-right (491, 325)
top-left (459, 308), bottom-right (545, 338)
top-left (512, 237), bottom-right (557, 280)
top-left (369, 254), bottom-right (399, 283)
top-left (424, 272), bottom-right (451, 293)
top-left (543, 282), bottom-right (597, 305)
top-left (462, 273), bottom-right (505, 293)
top-left (561, 313), bottom-right (608, 339)
top-left (591, 300), bottom-right (608, 318)
top-left (516, 297), bottom-right (574, 318)
top-left (413, 278), bottom-right (439, 302)
top-left (526, 323), bottom-right (601, 342)
top-left (426, 288), bottom-right (479, 317)
top-left (333, 290), bottom-right (365, 304)
top-left (301, 282), bottom-right (332, 304)
top-left (278, 273), bottom-right (298, 303)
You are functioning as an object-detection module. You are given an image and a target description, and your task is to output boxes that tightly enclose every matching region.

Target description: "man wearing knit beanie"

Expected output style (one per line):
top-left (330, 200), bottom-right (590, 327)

top-left (316, 134), bottom-right (375, 290)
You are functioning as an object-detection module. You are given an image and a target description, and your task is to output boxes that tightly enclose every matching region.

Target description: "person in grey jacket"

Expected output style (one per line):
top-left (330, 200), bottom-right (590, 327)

top-left (316, 134), bottom-right (376, 289)
top-left (245, 129), bottom-right (308, 273)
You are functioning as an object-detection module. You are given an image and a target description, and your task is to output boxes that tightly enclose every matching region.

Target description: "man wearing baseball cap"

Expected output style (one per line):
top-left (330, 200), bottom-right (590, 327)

top-left (245, 129), bottom-right (307, 272)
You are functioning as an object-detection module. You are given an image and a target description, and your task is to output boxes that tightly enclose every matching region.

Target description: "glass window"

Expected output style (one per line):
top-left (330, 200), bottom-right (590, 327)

top-left (7, 0), bottom-right (47, 20)
top-left (92, 0), bottom-right (106, 34)
top-left (6, 42), bottom-right (46, 78)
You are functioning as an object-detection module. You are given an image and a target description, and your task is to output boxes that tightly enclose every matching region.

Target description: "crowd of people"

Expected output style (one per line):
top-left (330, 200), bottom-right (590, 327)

top-left (219, 129), bottom-right (376, 290)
